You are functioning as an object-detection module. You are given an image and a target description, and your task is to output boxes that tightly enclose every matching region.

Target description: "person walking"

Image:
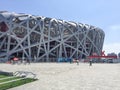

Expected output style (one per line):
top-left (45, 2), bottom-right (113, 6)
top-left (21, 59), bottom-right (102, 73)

top-left (89, 59), bottom-right (92, 66)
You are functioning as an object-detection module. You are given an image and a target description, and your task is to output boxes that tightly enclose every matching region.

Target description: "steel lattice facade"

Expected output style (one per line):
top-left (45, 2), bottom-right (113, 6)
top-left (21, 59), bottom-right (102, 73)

top-left (0, 11), bottom-right (105, 62)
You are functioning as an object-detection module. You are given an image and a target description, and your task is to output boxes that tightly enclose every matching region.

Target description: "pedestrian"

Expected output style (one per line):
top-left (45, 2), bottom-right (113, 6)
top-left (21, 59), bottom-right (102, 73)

top-left (69, 58), bottom-right (72, 64)
top-left (89, 59), bottom-right (92, 66)
top-left (27, 59), bottom-right (30, 64)
top-left (76, 60), bottom-right (79, 65)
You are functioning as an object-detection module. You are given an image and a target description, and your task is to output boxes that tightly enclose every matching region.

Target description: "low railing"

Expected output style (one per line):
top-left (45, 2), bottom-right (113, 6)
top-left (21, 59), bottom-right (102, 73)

top-left (13, 71), bottom-right (36, 79)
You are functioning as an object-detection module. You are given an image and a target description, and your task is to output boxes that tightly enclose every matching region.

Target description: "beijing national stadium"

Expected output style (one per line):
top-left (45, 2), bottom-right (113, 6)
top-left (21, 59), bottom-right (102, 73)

top-left (0, 11), bottom-right (105, 62)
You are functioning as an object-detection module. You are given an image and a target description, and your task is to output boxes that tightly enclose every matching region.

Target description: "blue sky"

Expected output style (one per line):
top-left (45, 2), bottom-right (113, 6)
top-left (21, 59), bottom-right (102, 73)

top-left (0, 0), bottom-right (120, 54)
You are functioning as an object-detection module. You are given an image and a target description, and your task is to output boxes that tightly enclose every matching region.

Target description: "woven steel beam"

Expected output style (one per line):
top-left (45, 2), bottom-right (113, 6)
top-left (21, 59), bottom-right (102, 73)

top-left (0, 11), bottom-right (105, 62)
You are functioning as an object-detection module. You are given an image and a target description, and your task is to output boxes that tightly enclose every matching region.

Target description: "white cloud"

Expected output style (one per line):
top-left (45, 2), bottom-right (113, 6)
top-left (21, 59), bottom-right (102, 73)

top-left (103, 43), bottom-right (120, 55)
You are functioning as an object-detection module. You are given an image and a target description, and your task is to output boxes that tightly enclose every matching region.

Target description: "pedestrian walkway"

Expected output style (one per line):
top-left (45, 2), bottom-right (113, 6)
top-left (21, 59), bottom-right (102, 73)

top-left (1, 63), bottom-right (120, 90)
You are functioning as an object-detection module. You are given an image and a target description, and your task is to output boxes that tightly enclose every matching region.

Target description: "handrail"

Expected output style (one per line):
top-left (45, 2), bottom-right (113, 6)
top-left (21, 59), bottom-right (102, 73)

top-left (88, 55), bottom-right (117, 59)
top-left (13, 71), bottom-right (36, 79)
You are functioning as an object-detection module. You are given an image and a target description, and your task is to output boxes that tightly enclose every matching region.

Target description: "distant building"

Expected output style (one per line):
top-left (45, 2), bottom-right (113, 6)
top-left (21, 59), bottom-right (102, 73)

top-left (118, 53), bottom-right (120, 58)
top-left (107, 53), bottom-right (117, 57)
top-left (0, 11), bottom-right (105, 62)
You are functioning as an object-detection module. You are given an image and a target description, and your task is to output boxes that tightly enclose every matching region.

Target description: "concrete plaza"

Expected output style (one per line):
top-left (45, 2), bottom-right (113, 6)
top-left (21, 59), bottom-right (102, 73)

top-left (1, 63), bottom-right (120, 90)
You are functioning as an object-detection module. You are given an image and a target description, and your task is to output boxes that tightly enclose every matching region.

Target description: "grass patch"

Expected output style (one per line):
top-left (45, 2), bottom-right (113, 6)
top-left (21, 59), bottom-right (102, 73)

top-left (0, 77), bottom-right (21, 83)
top-left (0, 75), bottom-right (37, 90)
top-left (0, 75), bottom-right (7, 78)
